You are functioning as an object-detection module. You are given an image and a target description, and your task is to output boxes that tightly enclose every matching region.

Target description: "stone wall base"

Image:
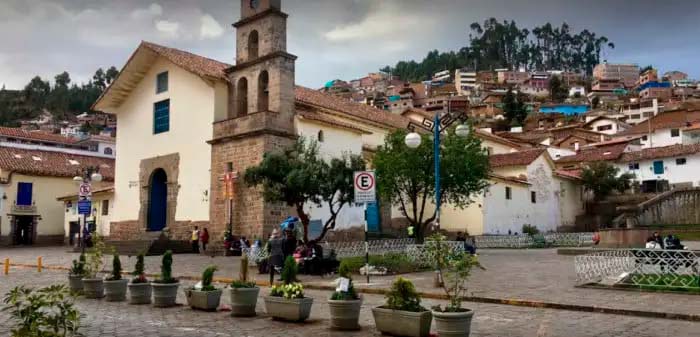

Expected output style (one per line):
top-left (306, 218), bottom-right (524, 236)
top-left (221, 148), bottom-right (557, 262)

top-left (110, 220), bottom-right (211, 242)
top-left (0, 234), bottom-right (63, 247)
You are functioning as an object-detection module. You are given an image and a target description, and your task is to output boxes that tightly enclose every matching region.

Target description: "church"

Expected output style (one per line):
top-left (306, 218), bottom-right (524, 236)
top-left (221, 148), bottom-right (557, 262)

top-left (93, 0), bottom-right (410, 247)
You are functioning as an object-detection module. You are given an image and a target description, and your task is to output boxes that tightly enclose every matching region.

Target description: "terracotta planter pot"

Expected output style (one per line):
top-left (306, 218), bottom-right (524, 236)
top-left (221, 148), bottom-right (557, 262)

top-left (372, 307), bottom-right (432, 337)
top-left (128, 282), bottom-right (152, 305)
top-left (228, 287), bottom-right (260, 317)
top-left (151, 282), bottom-right (180, 307)
top-left (185, 289), bottom-right (222, 311)
top-left (68, 274), bottom-right (83, 293)
top-left (263, 296), bottom-right (313, 322)
top-left (328, 299), bottom-right (362, 330)
top-left (103, 279), bottom-right (128, 302)
top-left (82, 278), bottom-right (105, 299)
top-left (432, 309), bottom-right (474, 337)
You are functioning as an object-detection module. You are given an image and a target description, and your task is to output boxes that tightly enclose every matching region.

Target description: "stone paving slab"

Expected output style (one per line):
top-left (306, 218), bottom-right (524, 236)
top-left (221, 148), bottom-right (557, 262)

top-left (2, 246), bottom-right (699, 319)
top-left (1, 270), bottom-right (700, 337)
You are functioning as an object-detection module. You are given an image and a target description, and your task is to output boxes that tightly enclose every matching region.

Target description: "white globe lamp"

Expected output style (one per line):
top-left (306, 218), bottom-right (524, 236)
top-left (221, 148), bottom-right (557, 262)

top-left (91, 172), bottom-right (103, 182)
top-left (404, 132), bottom-right (422, 149)
top-left (455, 124), bottom-right (470, 138)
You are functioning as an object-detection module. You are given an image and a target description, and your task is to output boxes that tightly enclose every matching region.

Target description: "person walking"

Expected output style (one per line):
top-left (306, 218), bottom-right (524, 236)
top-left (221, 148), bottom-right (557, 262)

top-left (200, 228), bottom-right (210, 252)
top-left (268, 229), bottom-right (285, 283)
top-left (191, 226), bottom-right (200, 253)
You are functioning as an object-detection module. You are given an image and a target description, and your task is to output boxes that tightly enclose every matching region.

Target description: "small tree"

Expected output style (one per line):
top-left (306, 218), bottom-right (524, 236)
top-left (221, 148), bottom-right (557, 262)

top-left (581, 161), bottom-right (634, 201)
top-left (280, 256), bottom-right (298, 285)
top-left (503, 87), bottom-right (527, 126)
top-left (374, 129), bottom-right (490, 242)
top-left (132, 253), bottom-right (147, 283)
top-left (155, 250), bottom-right (177, 284)
top-left (549, 75), bottom-right (569, 103)
top-left (200, 265), bottom-right (218, 291)
top-left (106, 254), bottom-right (122, 281)
top-left (245, 138), bottom-right (365, 242)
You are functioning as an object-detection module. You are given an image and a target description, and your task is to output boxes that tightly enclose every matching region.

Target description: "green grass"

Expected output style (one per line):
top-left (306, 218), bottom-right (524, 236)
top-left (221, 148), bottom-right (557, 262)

top-left (340, 253), bottom-right (431, 275)
top-left (676, 232), bottom-right (700, 241)
top-left (626, 274), bottom-right (700, 293)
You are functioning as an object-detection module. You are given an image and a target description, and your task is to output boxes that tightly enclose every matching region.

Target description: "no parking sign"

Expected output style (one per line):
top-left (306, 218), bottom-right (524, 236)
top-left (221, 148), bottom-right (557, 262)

top-left (354, 171), bottom-right (376, 204)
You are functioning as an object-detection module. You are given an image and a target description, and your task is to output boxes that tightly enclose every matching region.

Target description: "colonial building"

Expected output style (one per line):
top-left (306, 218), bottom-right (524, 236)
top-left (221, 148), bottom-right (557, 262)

top-left (94, 0), bottom-right (412, 245)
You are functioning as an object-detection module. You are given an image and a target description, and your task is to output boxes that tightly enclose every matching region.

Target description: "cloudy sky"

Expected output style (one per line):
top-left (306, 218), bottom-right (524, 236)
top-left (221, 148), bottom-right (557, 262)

top-left (1, 0), bottom-right (699, 90)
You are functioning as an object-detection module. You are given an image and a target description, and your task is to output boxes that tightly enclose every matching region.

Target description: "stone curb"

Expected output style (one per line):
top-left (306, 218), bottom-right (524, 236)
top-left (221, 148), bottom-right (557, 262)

top-left (7, 263), bottom-right (700, 322)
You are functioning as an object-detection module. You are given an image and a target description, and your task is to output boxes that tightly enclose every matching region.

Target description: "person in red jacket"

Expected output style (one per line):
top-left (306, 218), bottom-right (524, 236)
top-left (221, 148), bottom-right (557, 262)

top-left (200, 228), bottom-right (210, 252)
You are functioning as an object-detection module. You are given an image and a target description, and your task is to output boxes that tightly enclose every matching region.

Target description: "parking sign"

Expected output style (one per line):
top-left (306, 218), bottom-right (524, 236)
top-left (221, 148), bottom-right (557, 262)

top-left (354, 171), bottom-right (376, 204)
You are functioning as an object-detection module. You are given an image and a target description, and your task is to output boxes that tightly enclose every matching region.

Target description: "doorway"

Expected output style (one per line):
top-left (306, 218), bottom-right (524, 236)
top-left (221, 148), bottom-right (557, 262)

top-left (147, 169), bottom-right (168, 232)
top-left (13, 216), bottom-right (34, 245)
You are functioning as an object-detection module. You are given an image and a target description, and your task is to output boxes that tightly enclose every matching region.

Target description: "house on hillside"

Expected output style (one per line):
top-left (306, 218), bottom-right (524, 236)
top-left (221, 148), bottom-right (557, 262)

top-left (616, 144), bottom-right (700, 191)
top-left (0, 147), bottom-right (113, 246)
top-left (619, 109), bottom-right (700, 148)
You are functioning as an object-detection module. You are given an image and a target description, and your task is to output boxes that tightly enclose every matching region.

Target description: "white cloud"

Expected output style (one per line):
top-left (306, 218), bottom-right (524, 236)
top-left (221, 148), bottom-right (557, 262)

top-left (200, 14), bottom-right (224, 40)
top-left (156, 20), bottom-right (180, 38)
top-left (130, 3), bottom-right (163, 20)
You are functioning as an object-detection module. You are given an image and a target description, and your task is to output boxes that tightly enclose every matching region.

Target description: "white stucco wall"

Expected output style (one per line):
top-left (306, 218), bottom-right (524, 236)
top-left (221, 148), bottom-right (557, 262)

top-left (556, 177), bottom-right (584, 229)
top-left (639, 127), bottom-right (683, 148)
top-left (62, 194), bottom-right (114, 238)
top-left (524, 156), bottom-right (561, 232)
top-left (616, 153), bottom-right (700, 187)
top-left (109, 57), bottom-right (223, 223)
top-left (588, 119), bottom-right (622, 135)
top-left (482, 182), bottom-right (533, 234)
top-left (480, 138), bottom-right (518, 155)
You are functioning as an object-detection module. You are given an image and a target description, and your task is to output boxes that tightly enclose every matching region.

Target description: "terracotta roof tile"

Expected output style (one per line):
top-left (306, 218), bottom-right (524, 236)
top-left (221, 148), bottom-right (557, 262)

top-left (621, 110), bottom-right (700, 135)
top-left (489, 173), bottom-right (530, 185)
top-left (296, 110), bottom-right (371, 134)
top-left (141, 41), bottom-right (231, 80)
top-left (554, 169), bottom-right (582, 180)
top-left (295, 86), bottom-right (410, 130)
top-left (0, 146), bottom-right (114, 180)
top-left (556, 143), bottom-right (629, 164)
top-left (57, 185), bottom-right (114, 201)
top-left (489, 148), bottom-right (546, 167)
top-left (0, 127), bottom-right (80, 145)
top-left (475, 130), bottom-right (527, 149)
top-left (618, 144), bottom-right (700, 162)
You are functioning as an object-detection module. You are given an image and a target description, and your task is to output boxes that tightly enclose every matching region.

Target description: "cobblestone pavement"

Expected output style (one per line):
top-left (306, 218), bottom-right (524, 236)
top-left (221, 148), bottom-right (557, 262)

top-left (1, 270), bottom-right (699, 337)
top-left (2, 246), bottom-right (700, 317)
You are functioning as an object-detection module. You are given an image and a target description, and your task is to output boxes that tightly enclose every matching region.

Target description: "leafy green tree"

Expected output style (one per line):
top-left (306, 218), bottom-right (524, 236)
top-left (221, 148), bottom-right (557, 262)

top-left (105, 66), bottom-right (120, 85)
top-left (503, 87), bottom-right (528, 126)
top-left (244, 138), bottom-right (366, 242)
top-left (581, 162), bottom-right (635, 201)
top-left (591, 96), bottom-right (601, 109)
top-left (549, 75), bottom-right (569, 103)
top-left (373, 130), bottom-right (490, 242)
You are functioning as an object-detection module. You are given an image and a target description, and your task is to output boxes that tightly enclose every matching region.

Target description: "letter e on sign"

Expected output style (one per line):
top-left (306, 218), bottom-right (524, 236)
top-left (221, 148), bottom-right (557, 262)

top-left (354, 171), bottom-right (376, 204)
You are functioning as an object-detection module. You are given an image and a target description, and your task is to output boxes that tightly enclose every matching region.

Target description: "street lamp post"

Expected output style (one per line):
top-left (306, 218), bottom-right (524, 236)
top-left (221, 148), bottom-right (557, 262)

top-left (73, 167), bottom-right (103, 253)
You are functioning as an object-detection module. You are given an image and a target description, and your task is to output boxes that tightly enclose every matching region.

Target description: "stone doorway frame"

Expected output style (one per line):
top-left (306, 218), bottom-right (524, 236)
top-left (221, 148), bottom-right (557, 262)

top-left (138, 154), bottom-right (180, 232)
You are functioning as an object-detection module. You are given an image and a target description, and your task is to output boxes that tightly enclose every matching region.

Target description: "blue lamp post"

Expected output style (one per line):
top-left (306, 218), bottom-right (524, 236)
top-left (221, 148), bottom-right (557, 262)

top-left (405, 110), bottom-right (470, 231)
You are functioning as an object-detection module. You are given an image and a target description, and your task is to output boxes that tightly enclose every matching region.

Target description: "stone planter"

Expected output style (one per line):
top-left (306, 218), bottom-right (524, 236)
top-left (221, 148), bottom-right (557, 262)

top-left (328, 299), bottom-right (362, 330)
top-left (151, 282), bottom-right (180, 307)
top-left (128, 282), bottom-right (152, 305)
top-left (185, 288), bottom-right (222, 311)
top-left (432, 309), bottom-right (474, 337)
top-left (264, 296), bottom-right (313, 322)
top-left (372, 307), bottom-right (432, 337)
top-left (68, 274), bottom-right (83, 293)
top-left (228, 287), bottom-right (260, 317)
top-left (103, 279), bottom-right (128, 302)
top-left (82, 278), bottom-right (105, 299)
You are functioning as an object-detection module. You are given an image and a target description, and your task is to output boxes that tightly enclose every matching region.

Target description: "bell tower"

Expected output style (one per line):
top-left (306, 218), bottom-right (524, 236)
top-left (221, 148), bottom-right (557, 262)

top-left (209, 0), bottom-right (297, 241)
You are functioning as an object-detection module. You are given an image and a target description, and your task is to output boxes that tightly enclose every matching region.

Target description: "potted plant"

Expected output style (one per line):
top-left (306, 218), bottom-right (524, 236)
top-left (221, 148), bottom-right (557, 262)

top-left (68, 253), bottom-right (86, 293)
top-left (371, 277), bottom-right (431, 337)
top-left (151, 250), bottom-right (180, 307)
top-left (82, 232), bottom-right (106, 299)
top-left (185, 265), bottom-right (223, 311)
top-left (103, 253), bottom-right (128, 301)
top-left (128, 253), bottom-right (152, 304)
top-left (264, 256), bottom-right (313, 322)
top-left (426, 234), bottom-right (484, 337)
top-left (328, 260), bottom-right (362, 330)
top-left (228, 254), bottom-right (259, 317)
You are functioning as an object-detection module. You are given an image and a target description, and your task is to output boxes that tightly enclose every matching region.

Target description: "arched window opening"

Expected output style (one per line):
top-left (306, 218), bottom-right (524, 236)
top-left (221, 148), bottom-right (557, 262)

top-left (103, 147), bottom-right (113, 155)
top-left (317, 130), bottom-right (324, 143)
top-left (237, 77), bottom-right (248, 117)
top-left (258, 71), bottom-right (269, 112)
top-left (248, 30), bottom-right (259, 60)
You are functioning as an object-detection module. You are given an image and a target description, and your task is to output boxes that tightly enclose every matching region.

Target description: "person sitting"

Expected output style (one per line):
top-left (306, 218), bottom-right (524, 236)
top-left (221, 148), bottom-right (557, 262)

top-left (645, 236), bottom-right (661, 249)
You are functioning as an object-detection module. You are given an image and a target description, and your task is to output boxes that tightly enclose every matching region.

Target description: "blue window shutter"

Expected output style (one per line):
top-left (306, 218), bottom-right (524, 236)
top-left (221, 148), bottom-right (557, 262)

top-left (17, 182), bottom-right (33, 206)
top-left (154, 100), bottom-right (170, 134)
top-left (156, 72), bottom-right (168, 94)
top-left (653, 161), bottom-right (664, 175)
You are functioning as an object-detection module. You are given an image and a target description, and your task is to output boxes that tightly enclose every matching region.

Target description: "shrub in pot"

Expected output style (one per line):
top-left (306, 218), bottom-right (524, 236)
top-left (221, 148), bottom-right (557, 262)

top-left (228, 254), bottom-right (259, 317)
top-left (328, 260), bottom-right (362, 330)
top-left (3, 285), bottom-right (82, 337)
top-left (128, 253), bottom-right (151, 304)
top-left (104, 253), bottom-right (128, 302)
top-left (82, 232), bottom-right (106, 299)
top-left (151, 250), bottom-right (180, 307)
top-left (68, 253), bottom-right (86, 293)
top-left (264, 256), bottom-right (313, 322)
top-left (425, 234), bottom-right (484, 337)
top-left (185, 265), bottom-right (222, 311)
top-left (371, 277), bottom-right (431, 337)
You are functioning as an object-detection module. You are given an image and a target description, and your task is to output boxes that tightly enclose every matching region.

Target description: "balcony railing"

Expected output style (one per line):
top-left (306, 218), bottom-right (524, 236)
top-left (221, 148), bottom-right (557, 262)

top-left (11, 204), bottom-right (37, 215)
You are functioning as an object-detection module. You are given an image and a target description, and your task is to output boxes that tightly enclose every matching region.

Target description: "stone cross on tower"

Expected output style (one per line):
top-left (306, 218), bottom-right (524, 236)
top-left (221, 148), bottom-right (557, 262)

top-left (208, 0), bottom-right (297, 240)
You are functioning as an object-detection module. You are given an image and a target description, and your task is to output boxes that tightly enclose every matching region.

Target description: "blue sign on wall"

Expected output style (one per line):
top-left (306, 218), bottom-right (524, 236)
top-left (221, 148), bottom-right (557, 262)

top-left (78, 200), bottom-right (92, 215)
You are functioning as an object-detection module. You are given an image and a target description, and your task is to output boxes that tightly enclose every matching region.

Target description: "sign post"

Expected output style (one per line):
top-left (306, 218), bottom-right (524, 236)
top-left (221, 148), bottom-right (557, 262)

top-left (354, 171), bottom-right (376, 284)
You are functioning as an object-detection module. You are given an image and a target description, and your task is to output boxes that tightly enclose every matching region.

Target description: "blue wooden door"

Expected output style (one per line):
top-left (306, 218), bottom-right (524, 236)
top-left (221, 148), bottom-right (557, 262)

top-left (366, 202), bottom-right (381, 233)
top-left (147, 169), bottom-right (167, 231)
top-left (16, 182), bottom-right (32, 206)
top-left (653, 161), bottom-right (664, 175)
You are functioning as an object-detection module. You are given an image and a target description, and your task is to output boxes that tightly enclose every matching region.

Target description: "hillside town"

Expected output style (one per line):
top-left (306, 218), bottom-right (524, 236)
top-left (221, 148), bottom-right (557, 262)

top-left (0, 1), bottom-right (699, 336)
